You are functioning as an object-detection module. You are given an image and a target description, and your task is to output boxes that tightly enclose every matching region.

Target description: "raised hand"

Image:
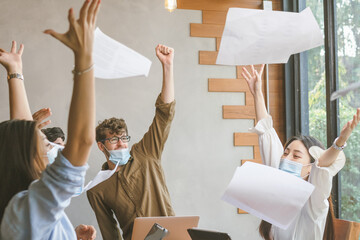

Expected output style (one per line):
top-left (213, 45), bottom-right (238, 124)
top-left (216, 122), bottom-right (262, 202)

top-left (44, 0), bottom-right (100, 69)
top-left (337, 108), bottom-right (360, 146)
top-left (0, 41), bottom-right (24, 74)
top-left (32, 108), bottom-right (52, 129)
top-left (156, 44), bottom-right (174, 66)
top-left (241, 64), bottom-right (265, 96)
top-left (75, 224), bottom-right (96, 240)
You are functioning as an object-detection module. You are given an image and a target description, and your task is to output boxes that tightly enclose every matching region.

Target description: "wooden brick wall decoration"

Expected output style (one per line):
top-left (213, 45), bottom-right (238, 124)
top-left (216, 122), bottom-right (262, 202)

top-left (178, 0), bottom-right (285, 214)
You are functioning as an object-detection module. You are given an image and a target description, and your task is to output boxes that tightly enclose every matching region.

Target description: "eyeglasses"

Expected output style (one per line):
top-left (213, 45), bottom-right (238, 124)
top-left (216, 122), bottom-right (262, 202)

top-left (102, 135), bottom-right (131, 144)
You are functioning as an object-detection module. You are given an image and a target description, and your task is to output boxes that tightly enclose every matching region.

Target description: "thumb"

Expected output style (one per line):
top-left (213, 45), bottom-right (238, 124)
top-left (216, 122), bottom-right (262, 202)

top-left (44, 30), bottom-right (67, 45)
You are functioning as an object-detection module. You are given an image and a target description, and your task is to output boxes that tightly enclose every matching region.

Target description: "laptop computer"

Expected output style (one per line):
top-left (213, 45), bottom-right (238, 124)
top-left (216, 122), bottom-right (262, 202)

top-left (131, 216), bottom-right (200, 240)
top-left (187, 228), bottom-right (232, 240)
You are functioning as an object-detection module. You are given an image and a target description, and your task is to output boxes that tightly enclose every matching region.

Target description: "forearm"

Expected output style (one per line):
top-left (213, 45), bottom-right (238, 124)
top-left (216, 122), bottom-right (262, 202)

top-left (160, 63), bottom-right (174, 103)
top-left (254, 90), bottom-right (268, 122)
top-left (63, 56), bottom-right (95, 166)
top-left (317, 137), bottom-right (345, 167)
top-left (8, 77), bottom-right (32, 120)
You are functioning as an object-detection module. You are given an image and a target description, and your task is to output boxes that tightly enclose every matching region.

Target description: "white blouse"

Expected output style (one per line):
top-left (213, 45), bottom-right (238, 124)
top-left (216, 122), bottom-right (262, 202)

top-left (250, 116), bottom-right (346, 240)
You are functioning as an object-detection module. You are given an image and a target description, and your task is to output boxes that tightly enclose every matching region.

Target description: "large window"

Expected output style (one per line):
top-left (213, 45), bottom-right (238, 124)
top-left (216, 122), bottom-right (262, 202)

top-left (285, 0), bottom-right (360, 220)
top-left (336, 0), bottom-right (360, 221)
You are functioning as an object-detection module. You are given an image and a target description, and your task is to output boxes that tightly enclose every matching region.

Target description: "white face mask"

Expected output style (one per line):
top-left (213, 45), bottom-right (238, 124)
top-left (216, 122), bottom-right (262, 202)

top-left (279, 158), bottom-right (311, 179)
top-left (46, 142), bottom-right (65, 164)
top-left (102, 144), bottom-right (131, 166)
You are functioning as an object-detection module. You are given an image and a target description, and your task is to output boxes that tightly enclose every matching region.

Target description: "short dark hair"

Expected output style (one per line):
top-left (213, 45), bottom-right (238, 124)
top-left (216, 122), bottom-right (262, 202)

top-left (96, 118), bottom-right (128, 142)
top-left (42, 127), bottom-right (65, 142)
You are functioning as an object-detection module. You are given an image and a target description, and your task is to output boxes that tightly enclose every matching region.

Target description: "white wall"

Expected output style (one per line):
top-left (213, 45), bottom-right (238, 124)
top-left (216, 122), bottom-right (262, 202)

top-left (0, 0), bottom-right (262, 239)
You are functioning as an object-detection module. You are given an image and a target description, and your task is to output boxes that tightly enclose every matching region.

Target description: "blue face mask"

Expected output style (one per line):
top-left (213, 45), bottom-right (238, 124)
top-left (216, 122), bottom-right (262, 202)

top-left (47, 143), bottom-right (65, 164)
top-left (104, 146), bottom-right (131, 166)
top-left (279, 158), bottom-right (304, 178)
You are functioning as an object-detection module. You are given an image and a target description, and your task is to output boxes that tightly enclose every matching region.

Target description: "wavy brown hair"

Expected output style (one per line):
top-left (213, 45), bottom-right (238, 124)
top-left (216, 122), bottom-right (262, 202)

top-left (96, 117), bottom-right (128, 142)
top-left (259, 135), bottom-right (334, 240)
top-left (0, 120), bottom-right (46, 222)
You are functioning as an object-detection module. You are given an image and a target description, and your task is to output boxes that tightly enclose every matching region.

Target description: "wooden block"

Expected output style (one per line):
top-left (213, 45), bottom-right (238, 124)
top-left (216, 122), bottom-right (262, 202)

top-left (216, 37), bottom-right (221, 51)
top-left (241, 159), bottom-right (262, 165)
top-left (254, 145), bottom-right (261, 159)
top-left (223, 105), bottom-right (255, 119)
top-left (199, 51), bottom-right (217, 65)
top-left (238, 208), bottom-right (248, 214)
top-left (178, 0), bottom-right (265, 11)
top-left (202, 11), bottom-right (227, 24)
top-left (190, 23), bottom-right (224, 38)
top-left (234, 133), bottom-right (258, 146)
top-left (208, 78), bottom-right (248, 92)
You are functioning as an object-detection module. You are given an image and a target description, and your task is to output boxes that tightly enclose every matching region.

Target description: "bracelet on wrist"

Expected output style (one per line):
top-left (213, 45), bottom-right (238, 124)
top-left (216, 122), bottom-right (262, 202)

top-left (7, 73), bottom-right (24, 81)
top-left (332, 137), bottom-right (347, 151)
top-left (72, 64), bottom-right (94, 76)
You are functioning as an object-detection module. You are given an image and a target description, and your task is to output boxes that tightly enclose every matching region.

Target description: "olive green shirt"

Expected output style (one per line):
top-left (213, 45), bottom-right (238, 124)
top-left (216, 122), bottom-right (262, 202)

top-left (87, 96), bottom-right (175, 240)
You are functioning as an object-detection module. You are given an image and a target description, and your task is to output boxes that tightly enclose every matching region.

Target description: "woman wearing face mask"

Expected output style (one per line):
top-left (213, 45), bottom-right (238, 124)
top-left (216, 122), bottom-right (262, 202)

top-left (0, 0), bottom-right (100, 239)
top-left (242, 65), bottom-right (360, 240)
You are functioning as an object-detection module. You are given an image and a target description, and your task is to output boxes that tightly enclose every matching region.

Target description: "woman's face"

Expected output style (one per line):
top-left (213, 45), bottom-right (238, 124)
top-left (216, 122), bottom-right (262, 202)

top-left (281, 140), bottom-right (312, 179)
top-left (38, 130), bottom-right (51, 165)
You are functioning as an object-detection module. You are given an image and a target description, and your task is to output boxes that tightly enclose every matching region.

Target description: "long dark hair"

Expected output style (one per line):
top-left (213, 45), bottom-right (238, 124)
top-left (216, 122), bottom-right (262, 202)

top-left (259, 135), bottom-right (335, 240)
top-left (0, 120), bottom-right (46, 222)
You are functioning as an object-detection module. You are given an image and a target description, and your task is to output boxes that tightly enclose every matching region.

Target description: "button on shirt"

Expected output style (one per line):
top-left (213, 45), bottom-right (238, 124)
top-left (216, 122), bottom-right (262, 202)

top-left (0, 152), bottom-right (88, 240)
top-left (250, 116), bottom-right (345, 240)
top-left (87, 95), bottom-right (175, 240)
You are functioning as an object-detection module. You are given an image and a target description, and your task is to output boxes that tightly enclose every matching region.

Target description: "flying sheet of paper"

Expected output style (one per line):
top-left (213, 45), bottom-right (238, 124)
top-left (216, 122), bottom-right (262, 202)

top-left (221, 162), bottom-right (315, 230)
top-left (93, 28), bottom-right (152, 79)
top-left (216, 7), bottom-right (323, 65)
top-left (330, 81), bottom-right (360, 101)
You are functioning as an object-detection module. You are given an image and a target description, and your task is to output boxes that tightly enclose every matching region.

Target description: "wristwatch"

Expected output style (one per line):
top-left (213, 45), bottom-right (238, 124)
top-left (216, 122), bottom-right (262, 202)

top-left (332, 137), bottom-right (347, 151)
top-left (7, 73), bottom-right (24, 81)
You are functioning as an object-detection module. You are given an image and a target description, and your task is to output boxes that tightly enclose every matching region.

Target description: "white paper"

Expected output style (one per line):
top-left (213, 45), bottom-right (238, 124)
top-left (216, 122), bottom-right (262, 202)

top-left (93, 28), bottom-right (152, 79)
top-left (221, 162), bottom-right (314, 229)
top-left (83, 161), bottom-right (120, 191)
top-left (330, 81), bottom-right (360, 101)
top-left (216, 7), bottom-right (323, 65)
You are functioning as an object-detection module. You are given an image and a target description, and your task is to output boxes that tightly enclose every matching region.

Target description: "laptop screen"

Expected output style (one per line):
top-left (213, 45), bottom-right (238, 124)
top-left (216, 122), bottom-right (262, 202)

top-left (131, 216), bottom-right (200, 240)
top-left (187, 228), bottom-right (232, 240)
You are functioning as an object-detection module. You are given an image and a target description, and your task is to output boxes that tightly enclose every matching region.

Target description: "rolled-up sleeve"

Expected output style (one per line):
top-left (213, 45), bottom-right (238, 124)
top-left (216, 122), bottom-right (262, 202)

top-left (1, 151), bottom-right (88, 239)
top-left (307, 146), bottom-right (346, 218)
top-left (249, 115), bottom-right (284, 168)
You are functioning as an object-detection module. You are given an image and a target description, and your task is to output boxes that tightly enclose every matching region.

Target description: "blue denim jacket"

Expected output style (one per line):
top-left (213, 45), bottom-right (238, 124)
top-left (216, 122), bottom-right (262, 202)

top-left (0, 151), bottom-right (88, 240)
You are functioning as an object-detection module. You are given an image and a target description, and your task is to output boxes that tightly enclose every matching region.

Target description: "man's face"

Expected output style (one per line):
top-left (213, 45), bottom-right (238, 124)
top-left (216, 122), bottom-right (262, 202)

top-left (102, 129), bottom-right (129, 151)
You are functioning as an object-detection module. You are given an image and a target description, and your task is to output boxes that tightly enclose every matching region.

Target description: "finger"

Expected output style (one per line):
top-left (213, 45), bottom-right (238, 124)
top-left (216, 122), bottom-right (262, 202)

top-left (18, 44), bottom-right (24, 55)
top-left (38, 120), bottom-right (51, 129)
top-left (44, 30), bottom-right (68, 45)
top-left (0, 48), bottom-right (5, 53)
top-left (79, 0), bottom-right (91, 23)
top-left (251, 65), bottom-right (255, 75)
top-left (92, 0), bottom-right (101, 24)
top-left (87, 0), bottom-right (99, 23)
top-left (259, 64), bottom-right (265, 76)
top-left (11, 41), bottom-right (16, 53)
top-left (242, 67), bottom-right (252, 80)
top-left (68, 8), bottom-right (76, 26)
top-left (241, 72), bottom-right (249, 81)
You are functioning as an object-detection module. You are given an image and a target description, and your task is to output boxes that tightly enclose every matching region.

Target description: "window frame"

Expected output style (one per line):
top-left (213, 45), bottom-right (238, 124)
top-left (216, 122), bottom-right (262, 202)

top-left (283, 0), bottom-right (341, 217)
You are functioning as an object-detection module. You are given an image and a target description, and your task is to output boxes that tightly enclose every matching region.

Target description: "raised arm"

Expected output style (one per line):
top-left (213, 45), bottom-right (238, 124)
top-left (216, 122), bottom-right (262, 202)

top-left (242, 64), bottom-right (266, 122)
top-left (318, 108), bottom-right (360, 167)
top-left (156, 44), bottom-right (174, 103)
top-left (44, 0), bottom-right (100, 166)
top-left (0, 41), bottom-right (32, 120)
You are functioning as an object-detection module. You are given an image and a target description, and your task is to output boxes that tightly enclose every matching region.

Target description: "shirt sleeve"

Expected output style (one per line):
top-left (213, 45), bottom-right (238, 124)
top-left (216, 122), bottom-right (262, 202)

top-left (0, 151), bottom-right (88, 239)
top-left (307, 146), bottom-right (346, 218)
top-left (249, 115), bottom-right (284, 168)
top-left (87, 190), bottom-right (121, 240)
top-left (132, 94), bottom-right (175, 162)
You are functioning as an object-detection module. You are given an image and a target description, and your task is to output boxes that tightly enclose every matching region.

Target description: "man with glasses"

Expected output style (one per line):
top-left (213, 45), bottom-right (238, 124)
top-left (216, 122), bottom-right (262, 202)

top-left (87, 44), bottom-right (175, 240)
